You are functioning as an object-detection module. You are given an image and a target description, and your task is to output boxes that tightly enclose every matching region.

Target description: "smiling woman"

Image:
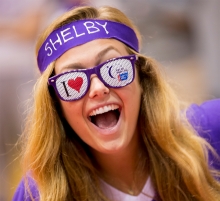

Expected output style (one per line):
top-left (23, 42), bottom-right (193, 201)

top-left (13, 5), bottom-right (220, 201)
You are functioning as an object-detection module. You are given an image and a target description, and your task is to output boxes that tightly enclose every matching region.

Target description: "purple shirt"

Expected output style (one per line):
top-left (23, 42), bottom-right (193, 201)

top-left (12, 99), bottom-right (220, 201)
top-left (13, 176), bottom-right (39, 201)
top-left (187, 99), bottom-right (220, 170)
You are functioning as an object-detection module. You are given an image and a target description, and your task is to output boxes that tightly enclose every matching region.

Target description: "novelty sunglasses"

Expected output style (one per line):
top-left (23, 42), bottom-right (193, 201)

top-left (48, 55), bottom-right (137, 101)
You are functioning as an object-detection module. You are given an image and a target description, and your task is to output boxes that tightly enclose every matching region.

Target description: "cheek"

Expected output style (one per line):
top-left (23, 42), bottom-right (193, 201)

top-left (125, 80), bottom-right (142, 116)
top-left (122, 78), bottom-right (142, 104)
top-left (60, 101), bottom-right (83, 126)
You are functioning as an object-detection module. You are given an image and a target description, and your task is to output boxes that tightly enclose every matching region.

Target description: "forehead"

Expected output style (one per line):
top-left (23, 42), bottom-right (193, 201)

top-left (54, 39), bottom-right (129, 74)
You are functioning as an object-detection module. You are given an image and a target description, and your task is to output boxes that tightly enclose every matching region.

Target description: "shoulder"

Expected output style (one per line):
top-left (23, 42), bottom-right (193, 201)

top-left (186, 99), bottom-right (220, 139)
top-left (12, 176), bottom-right (39, 201)
top-left (186, 99), bottom-right (220, 169)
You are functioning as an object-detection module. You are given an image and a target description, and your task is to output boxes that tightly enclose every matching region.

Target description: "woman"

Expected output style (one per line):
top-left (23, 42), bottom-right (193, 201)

top-left (13, 5), bottom-right (220, 201)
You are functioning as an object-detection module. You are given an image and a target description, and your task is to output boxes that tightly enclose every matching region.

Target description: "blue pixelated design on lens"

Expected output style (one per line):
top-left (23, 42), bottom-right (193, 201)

top-left (118, 72), bottom-right (128, 81)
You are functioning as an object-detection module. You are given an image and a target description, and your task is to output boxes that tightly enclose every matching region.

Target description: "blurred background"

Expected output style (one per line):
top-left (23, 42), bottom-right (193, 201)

top-left (0, 0), bottom-right (219, 200)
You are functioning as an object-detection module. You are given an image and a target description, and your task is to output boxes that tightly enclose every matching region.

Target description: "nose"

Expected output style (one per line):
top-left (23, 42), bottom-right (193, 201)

top-left (88, 75), bottom-right (109, 99)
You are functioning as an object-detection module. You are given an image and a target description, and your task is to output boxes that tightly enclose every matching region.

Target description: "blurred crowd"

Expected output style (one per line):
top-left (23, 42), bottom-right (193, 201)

top-left (0, 0), bottom-right (219, 200)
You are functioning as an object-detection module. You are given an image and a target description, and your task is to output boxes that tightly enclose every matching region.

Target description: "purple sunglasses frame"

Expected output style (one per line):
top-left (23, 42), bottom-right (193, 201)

top-left (48, 54), bottom-right (137, 101)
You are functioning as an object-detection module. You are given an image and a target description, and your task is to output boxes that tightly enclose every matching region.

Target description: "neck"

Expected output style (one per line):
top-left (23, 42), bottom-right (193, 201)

top-left (91, 135), bottom-right (148, 195)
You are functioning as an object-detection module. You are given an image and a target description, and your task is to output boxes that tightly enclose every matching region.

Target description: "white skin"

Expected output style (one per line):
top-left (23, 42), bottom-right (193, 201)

top-left (55, 39), bottom-right (145, 194)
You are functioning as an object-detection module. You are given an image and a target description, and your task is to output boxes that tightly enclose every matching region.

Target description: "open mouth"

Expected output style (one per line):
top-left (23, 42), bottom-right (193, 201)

top-left (88, 104), bottom-right (120, 129)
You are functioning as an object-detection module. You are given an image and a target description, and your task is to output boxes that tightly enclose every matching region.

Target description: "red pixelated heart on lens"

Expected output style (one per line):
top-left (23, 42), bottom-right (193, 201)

top-left (68, 77), bottom-right (83, 92)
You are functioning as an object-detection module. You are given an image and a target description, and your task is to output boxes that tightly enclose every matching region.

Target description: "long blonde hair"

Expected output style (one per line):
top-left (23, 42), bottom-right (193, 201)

top-left (20, 6), bottom-right (220, 201)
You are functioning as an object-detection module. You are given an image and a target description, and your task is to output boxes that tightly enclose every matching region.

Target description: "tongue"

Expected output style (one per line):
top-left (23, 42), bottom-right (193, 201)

top-left (93, 111), bottom-right (118, 129)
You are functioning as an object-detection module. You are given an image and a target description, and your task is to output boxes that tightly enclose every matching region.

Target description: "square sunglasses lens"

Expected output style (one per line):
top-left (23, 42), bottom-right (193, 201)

top-left (99, 57), bottom-right (134, 88)
top-left (54, 72), bottom-right (89, 101)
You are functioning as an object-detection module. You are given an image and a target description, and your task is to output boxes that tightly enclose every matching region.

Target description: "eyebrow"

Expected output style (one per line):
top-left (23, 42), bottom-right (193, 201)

top-left (95, 46), bottom-right (120, 65)
top-left (59, 46), bottom-right (121, 72)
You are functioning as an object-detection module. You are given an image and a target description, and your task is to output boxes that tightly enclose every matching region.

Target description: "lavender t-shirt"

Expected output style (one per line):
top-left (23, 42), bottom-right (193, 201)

top-left (186, 99), bottom-right (220, 170)
top-left (12, 99), bottom-right (220, 201)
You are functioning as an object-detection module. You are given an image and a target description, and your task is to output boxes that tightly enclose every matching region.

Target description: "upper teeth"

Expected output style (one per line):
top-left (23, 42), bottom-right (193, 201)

top-left (89, 104), bottom-right (119, 116)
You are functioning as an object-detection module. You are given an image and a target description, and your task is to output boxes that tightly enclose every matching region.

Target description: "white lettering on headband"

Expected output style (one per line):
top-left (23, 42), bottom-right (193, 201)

top-left (37, 19), bottom-right (139, 73)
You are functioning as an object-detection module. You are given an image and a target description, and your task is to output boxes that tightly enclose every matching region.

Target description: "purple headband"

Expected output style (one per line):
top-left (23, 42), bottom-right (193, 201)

top-left (37, 19), bottom-right (139, 73)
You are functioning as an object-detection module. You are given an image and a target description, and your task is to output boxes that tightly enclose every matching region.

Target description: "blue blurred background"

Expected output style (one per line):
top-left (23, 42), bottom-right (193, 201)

top-left (0, 0), bottom-right (219, 200)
